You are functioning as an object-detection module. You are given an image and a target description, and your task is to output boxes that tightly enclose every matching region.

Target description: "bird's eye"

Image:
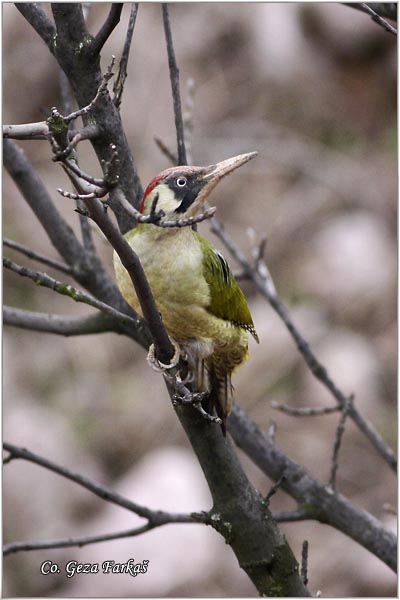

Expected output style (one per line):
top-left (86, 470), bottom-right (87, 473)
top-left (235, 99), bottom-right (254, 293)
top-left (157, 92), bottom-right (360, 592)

top-left (176, 177), bottom-right (187, 187)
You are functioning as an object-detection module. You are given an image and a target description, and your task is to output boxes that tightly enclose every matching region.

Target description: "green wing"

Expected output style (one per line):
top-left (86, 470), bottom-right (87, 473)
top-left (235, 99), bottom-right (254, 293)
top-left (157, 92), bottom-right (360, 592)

top-left (198, 234), bottom-right (259, 342)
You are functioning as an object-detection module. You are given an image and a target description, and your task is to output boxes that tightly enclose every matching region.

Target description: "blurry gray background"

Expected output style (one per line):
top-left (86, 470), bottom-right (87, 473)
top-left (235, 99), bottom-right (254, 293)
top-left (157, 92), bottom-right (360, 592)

top-left (3, 3), bottom-right (397, 597)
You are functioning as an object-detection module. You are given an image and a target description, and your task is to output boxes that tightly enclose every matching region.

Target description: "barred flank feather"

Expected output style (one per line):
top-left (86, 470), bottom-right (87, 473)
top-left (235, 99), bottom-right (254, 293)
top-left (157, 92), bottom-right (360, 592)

top-left (204, 352), bottom-right (236, 436)
top-left (206, 364), bottom-right (230, 436)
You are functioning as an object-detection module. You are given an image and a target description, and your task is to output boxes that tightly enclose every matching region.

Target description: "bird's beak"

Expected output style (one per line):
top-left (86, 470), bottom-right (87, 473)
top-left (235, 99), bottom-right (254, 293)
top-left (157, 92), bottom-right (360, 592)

top-left (203, 151), bottom-right (258, 183)
top-left (186, 151), bottom-right (258, 216)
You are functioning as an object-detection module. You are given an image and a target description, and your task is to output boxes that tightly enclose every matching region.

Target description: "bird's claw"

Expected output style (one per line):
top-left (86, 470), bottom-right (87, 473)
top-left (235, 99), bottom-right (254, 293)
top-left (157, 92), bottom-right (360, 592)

top-left (172, 391), bottom-right (209, 406)
top-left (146, 340), bottom-right (181, 372)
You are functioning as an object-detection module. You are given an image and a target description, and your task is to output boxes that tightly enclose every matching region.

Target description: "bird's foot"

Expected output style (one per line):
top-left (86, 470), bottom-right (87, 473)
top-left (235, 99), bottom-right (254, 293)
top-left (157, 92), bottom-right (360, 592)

top-left (172, 386), bottom-right (222, 426)
top-left (146, 339), bottom-right (181, 372)
top-left (172, 390), bottom-right (209, 406)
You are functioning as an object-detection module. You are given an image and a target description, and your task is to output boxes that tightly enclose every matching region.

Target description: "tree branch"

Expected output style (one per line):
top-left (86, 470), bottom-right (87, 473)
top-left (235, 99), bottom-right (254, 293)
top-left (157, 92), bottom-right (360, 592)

top-left (271, 402), bottom-right (340, 417)
top-left (3, 257), bottom-right (150, 346)
top-left (51, 3), bottom-right (88, 47)
top-left (3, 524), bottom-right (153, 556)
top-left (89, 3), bottom-right (123, 57)
top-left (344, 3), bottom-right (397, 34)
top-left (357, 3), bottom-right (397, 21)
top-left (3, 238), bottom-right (73, 276)
top-left (79, 195), bottom-right (176, 366)
top-left (162, 4), bottom-right (187, 166)
top-left (154, 135), bottom-right (178, 165)
top-left (61, 56), bottom-right (116, 125)
top-left (50, 3), bottom-right (143, 230)
top-left (3, 442), bottom-right (203, 523)
top-left (3, 442), bottom-right (206, 556)
top-left (2, 442), bottom-right (150, 518)
top-left (55, 73), bottom-right (99, 259)
top-left (171, 398), bottom-right (310, 596)
top-left (301, 541), bottom-right (309, 587)
top-left (16, 3), bottom-right (56, 52)
top-left (86, 186), bottom-right (216, 229)
top-left (3, 138), bottom-right (132, 313)
top-left (46, 126), bottom-right (174, 366)
top-left (3, 139), bottom-right (84, 271)
top-left (272, 509), bottom-right (314, 523)
top-left (229, 403), bottom-right (397, 572)
top-left (3, 122), bottom-right (48, 140)
top-left (183, 77), bottom-right (195, 164)
top-left (211, 218), bottom-right (396, 471)
top-left (113, 3), bottom-right (140, 108)
top-left (3, 306), bottom-right (140, 339)
top-left (328, 398), bottom-right (351, 491)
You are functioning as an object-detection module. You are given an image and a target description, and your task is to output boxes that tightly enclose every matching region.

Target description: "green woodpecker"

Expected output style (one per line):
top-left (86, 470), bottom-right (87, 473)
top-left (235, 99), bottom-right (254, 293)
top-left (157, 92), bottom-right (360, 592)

top-left (113, 152), bottom-right (259, 431)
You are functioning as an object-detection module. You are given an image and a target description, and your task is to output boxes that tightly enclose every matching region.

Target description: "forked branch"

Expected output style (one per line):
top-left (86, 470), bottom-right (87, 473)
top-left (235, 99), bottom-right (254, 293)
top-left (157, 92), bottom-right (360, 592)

top-left (211, 218), bottom-right (396, 471)
top-left (3, 442), bottom-right (207, 556)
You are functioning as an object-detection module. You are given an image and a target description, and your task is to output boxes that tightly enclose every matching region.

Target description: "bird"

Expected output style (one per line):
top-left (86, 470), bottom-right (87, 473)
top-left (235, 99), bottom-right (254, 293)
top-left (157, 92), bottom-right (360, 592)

top-left (113, 152), bottom-right (259, 433)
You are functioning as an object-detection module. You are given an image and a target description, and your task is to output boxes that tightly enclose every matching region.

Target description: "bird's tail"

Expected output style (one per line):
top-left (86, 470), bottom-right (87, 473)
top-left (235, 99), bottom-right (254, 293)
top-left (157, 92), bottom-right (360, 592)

top-left (205, 361), bottom-right (233, 436)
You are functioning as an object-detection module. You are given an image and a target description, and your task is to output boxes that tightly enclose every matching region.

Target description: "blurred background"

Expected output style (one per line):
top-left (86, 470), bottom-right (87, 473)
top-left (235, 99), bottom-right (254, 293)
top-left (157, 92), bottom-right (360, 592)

top-left (3, 3), bottom-right (397, 597)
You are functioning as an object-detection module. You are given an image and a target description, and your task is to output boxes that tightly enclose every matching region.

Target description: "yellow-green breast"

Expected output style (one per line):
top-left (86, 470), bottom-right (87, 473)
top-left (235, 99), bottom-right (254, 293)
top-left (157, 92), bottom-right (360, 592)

top-left (113, 225), bottom-right (257, 348)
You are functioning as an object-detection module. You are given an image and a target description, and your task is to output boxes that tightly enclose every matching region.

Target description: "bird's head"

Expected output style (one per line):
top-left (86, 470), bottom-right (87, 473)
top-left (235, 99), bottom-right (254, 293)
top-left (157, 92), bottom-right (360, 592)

top-left (139, 152), bottom-right (257, 220)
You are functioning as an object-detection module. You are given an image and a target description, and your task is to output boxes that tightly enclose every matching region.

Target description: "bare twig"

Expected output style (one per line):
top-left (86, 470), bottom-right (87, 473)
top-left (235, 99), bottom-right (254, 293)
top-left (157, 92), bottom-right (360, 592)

top-left (89, 3), bottom-right (123, 57)
top-left (3, 122), bottom-right (48, 140)
top-left (344, 3), bottom-right (397, 35)
top-left (57, 185), bottom-right (108, 201)
top-left (3, 238), bottom-right (73, 276)
top-left (62, 158), bottom-right (108, 188)
top-left (63, 57), bottom-right (116, 124)
top-left (3, 139), bottom-right (85, 270)
top-left (183, 78), bottom-right (195, 165)
top-left (75, 197), bottom-right (98, 255)
top-left (328, 398), bottom-right (351, 491)
top-left (3, 442), bottom-right (207, 556)
top-left (3, 443), bottom-right (204, 524)
top-left (162, 207), bottom-right (217, 228)
top-left (229, 403), bottom-right (397, 572)
top-left (52, 126), bottom-right (100, 161)
top-left (70, 180), bottom-right (216, 229)
top-left (113, 3), bottom-right (139, 108)
top-left (3, 257), bottom-right (143, 335)
top-left (2, 442), bottom-right (151, 518)
top-left (3, 306), bottom-right (130, 338)
top-left (120, 186), bottom-right (217, 228)
top-left (138, 203), bottom-right (217, 229)
top-left (254, 236), bottom-right (267, 270)
top-left (211, 218), bottom-right (396, 471)
top-left (3, 525), bottom-right (153, 556)
top-left (55, 57), bottom-right (102, 259)
top-left (265, 474), bottom-right (286, 504)
top-left (301, 541), bottom-right (309, 586)
top-left (4, 138), bottom-right (130, 312)
top-left (162, 4), bottom-right (187, 165)
top-left (272, 509), bottom-right (314, 523)
top-left (154, 135), bottom-right (178, 165)
top-left (271, 402), bottom-right (340, 417)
